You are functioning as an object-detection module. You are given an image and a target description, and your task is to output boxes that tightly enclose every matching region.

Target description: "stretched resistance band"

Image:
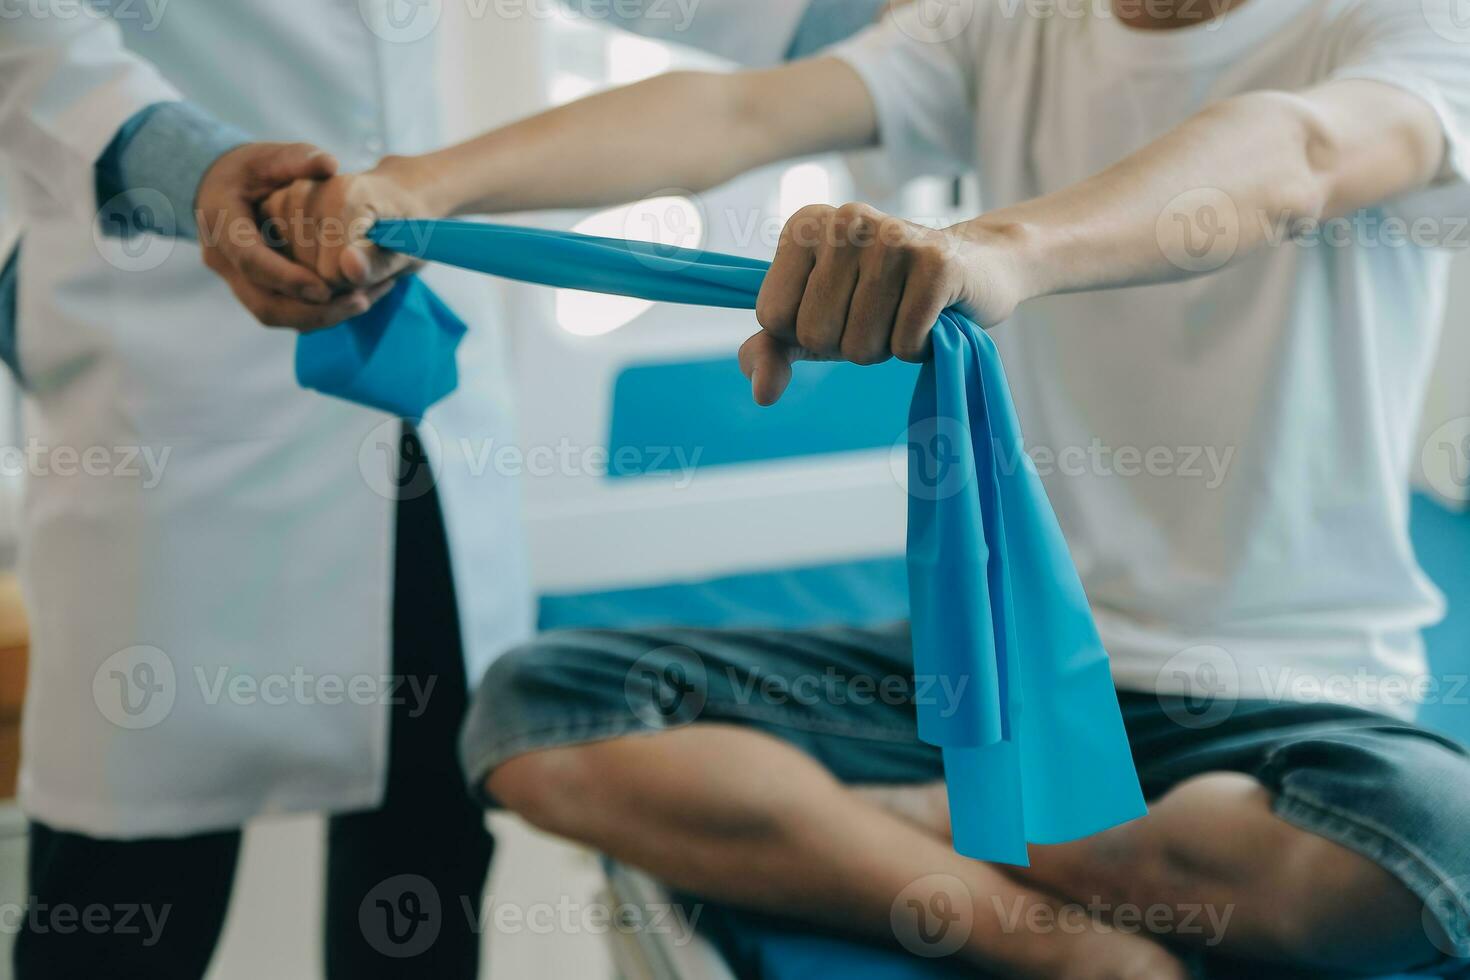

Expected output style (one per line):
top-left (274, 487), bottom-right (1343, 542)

top-left (298, 219), bottom-right (1147, 865)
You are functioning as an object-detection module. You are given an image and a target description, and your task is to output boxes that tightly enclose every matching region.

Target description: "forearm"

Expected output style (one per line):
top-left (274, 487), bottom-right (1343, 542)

top-left (960, 82), bottom-right (1446, 303)
top-left (412, 58), bottom-right (876, 218)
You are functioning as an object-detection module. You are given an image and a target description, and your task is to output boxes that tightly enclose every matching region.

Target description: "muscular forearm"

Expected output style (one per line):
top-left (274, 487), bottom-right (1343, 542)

top-left (955, 80), bottom-right (1447, 304)
top-left (737, 78), bottom-right (1450, 403)
top-left (411, 58), bottom-right (875, 218)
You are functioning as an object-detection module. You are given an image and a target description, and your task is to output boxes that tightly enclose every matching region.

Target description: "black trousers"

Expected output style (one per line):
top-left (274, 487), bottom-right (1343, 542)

top-left (14, 426), bottom-right (494, 979)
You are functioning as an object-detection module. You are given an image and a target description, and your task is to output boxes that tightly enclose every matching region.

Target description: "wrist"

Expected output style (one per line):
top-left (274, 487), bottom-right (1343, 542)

top-left (377, 153), bottom-right (458, 219)
top-left (947, 214), bottom-right (1054, 306)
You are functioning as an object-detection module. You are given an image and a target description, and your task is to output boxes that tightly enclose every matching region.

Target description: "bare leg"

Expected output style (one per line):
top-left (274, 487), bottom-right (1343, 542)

top-left (859, 775), bottom-right (1442, 975)
top-left (489, 725), bottom-right (1187, 980)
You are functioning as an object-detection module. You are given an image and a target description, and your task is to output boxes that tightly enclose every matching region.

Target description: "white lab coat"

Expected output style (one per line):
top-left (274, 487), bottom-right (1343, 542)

top-left (0, 3), bottom-right (541, 839)
top-left (0, 0), bottom-right (813, 839)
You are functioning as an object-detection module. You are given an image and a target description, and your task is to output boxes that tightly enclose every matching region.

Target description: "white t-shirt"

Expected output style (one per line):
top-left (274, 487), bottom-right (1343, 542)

top-left (833, 0), bottom-right (1470, 716)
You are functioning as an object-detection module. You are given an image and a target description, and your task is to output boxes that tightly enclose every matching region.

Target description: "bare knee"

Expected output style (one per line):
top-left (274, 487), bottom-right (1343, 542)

top-left (1145, 774), bottom-right (1435, 971)
top-left (1266, 831), bottom-right (1437, 972)
top-left (1029, 772), bottom-right (1436, 969)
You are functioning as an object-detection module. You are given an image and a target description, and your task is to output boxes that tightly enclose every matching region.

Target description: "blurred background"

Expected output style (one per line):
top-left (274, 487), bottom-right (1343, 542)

top-left (0, 6), bottom-right (1465, 978)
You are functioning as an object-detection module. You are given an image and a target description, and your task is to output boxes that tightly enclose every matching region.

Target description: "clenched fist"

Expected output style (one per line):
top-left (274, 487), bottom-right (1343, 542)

top-left (196, 142), bottom-right (388, 331)
top-left (259, 155), bottom-right (442, 300)
top-left (740, 203), bottom-right (1032, 405)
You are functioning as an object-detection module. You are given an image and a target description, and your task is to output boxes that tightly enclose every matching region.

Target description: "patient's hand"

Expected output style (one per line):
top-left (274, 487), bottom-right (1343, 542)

top-left (740, 203), bottom-right (1032, 405)
top-left (260, 155), bottom-right (441, 303)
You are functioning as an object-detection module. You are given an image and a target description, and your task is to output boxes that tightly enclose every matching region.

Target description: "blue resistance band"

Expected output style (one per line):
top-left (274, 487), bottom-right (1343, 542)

top-left (298, 219), bottom-right (1147, 864)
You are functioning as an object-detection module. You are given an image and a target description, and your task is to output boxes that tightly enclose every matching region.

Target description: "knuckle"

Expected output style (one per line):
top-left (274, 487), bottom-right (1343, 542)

top-left (795, 319), bottom-right (835, 355)
top-left (892, 311), bottom-right (934, 358)
top-left (237, 251), bottom-right (267, 279)
top-left (784, 204), bottom-right (834, 249)
top-left (834, 202), bottom-right (879, 248)
top-left (877, 216), bottom-right (918, 252)
top-left (905, 239), bottom-right (946, 270)
top-left (755, 294), bottom-right (796, 337)
top-left (793, 203), bottom-right (834, 223)
top-left (892, 335), bottom-right (927, 362)
top-left (842, 334), bottom-right (889, 366)
top-left (253, 305), bottom-right (286, 329)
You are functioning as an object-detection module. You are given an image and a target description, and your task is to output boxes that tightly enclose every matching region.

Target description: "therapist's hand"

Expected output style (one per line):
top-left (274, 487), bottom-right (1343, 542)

top-left (739, 203), bottom-right (1033, 405)
top-left (260, 155), bottom-right (438, 295)
top-left (196, 142), bottom-right (387, 331)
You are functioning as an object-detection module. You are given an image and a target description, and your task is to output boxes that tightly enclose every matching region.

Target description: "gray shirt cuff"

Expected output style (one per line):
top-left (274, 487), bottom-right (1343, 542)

top-left (95, 101), bottom-right (252, 241)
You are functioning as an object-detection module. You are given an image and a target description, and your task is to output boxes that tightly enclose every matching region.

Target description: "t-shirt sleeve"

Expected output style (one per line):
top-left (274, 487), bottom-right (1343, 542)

top-left (1327, 0), bottom-right (1470, 221)
top-left (828, 2), bottom-right (985, 187)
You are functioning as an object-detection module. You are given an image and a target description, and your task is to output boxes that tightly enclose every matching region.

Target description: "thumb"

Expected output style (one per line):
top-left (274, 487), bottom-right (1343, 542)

top-left (342, 246), bottom-right (419, 289)
top-left (246, 144), bottom-right (339, 195)
top-left (738, 330), bottom-right (807, 407)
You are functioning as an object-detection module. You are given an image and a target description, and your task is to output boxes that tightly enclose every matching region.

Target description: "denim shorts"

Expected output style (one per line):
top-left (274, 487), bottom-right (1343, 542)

top-left (462, 621), bottom-right (1470, 974)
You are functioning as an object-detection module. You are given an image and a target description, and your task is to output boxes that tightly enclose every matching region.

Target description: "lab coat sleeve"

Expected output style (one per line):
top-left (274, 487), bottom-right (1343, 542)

top-left (0, 11), bottom-right (182, 224)
top-left (561, 0), bottom-right (812, 67)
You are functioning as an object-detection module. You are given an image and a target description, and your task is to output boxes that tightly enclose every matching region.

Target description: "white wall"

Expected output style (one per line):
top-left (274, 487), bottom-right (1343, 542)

top-left (1417, 252), bottom-right (1470, 508)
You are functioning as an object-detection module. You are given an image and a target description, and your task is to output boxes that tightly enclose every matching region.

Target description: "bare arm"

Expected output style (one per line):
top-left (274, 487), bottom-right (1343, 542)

top-left (741, 78), bottom-right (1452, 403)
top-left (971, 80), bottom-right (1448, 299)
top-left (259, 56), bottom-right (877, 297)
top-left (421, 58), bottom-right (876, 216)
